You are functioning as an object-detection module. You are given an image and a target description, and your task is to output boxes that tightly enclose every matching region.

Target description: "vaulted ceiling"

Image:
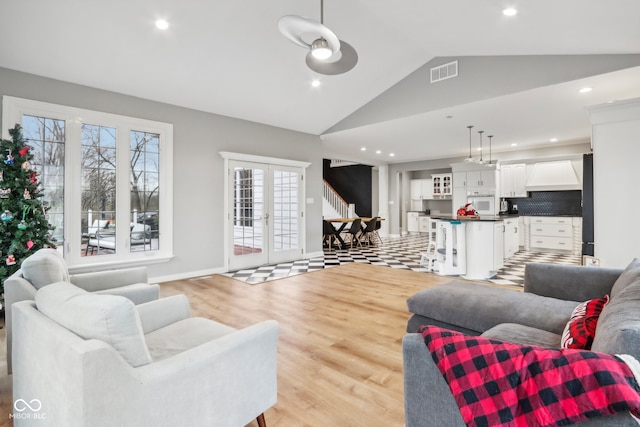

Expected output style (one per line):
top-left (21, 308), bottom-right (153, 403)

top-left (1, 1), bottom-right (639, 165)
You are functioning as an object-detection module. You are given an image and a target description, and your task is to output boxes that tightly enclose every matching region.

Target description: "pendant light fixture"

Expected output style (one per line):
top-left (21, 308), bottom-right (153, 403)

top-left (464, 125), bottom-right (475, 162)
top-left (485, 135), bottom-right (496, 168)
top-left (477, 130), bottom-right (484, 164)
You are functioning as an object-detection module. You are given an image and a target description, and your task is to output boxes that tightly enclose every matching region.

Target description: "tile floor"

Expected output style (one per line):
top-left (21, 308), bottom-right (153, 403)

top-left (222, 234), bottom-right (582, 285)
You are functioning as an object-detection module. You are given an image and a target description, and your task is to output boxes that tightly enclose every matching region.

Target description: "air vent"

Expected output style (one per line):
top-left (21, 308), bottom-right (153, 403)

top-left (430, 60), bottom-right (458, 83)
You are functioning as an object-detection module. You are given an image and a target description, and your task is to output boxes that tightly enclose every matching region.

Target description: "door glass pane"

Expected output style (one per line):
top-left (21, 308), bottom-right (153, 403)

top-left (130, 131), bottom-right (159, 253)
top-left (233, 167), bottom-right (264, 255)
top-left (22, 115), bottom-right (65, 253)
top-left (273, 170), bottom-right (298, 252)
top-left (81, 124), bottom-right (116, 256)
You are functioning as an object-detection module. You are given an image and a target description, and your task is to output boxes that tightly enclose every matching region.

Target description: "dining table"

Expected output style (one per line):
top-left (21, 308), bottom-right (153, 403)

top-left (325, 217), bottom-right (384, 248)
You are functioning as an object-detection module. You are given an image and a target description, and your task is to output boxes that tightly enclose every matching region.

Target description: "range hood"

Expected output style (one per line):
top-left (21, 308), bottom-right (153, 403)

top-left (525, 160), bottom-right (581, 191)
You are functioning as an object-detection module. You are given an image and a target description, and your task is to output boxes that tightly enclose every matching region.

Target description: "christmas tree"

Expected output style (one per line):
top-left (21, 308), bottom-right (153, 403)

top-left (0, 124), bottom-right (56, 299)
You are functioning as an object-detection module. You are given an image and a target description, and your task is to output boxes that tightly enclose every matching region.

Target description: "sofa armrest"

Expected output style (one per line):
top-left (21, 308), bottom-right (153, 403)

top-left (70, 267), bottom-right (148, 292)
top-left (136, 295), bottom-right (192, 334)
top-left (402, 334), bottom-right (465, 427)
top-left (4, 274), bottom-right (38, 373)
top-left (524, 263), bottom-right (623, 301)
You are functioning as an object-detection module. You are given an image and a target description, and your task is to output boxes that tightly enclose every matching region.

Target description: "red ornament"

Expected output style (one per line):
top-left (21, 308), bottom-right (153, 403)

top-left (19, 146), bottom-right (29, 156)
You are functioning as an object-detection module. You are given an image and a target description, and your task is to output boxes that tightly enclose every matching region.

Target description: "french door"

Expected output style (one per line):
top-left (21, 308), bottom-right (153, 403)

top-left (228, 160), bottom-right (303, 271)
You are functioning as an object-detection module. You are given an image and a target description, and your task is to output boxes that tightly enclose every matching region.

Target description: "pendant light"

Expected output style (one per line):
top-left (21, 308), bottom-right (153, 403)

top-left (485, 135), bottom-right (496, 168)
top-left (477, 130), bottom-right (484, 164)
top-left (464, 125), bottom-right (475, 162)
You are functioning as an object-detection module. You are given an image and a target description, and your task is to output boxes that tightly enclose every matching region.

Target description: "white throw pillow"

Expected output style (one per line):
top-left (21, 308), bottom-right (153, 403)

top-left (35, 282), bottom-right (152, 367)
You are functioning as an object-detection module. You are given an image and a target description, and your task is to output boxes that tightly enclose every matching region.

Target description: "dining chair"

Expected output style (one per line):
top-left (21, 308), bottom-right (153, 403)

top-left (322, 220), bottom-right (340, 251)
top-left (361, 217), bottom-right (379, 246)
top-left (374, 218), bottom-right (382, 245)
top-left (342, 218), bottom-right (362, 249)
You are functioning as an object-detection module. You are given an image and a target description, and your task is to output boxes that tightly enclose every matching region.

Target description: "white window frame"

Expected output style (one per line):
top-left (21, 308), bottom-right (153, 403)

top-left (2, 96), bottom-right (174, 272)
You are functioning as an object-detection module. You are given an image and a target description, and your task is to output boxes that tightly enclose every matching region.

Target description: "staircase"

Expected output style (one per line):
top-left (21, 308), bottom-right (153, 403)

top-left (323, 179), bottom-right (354, 218)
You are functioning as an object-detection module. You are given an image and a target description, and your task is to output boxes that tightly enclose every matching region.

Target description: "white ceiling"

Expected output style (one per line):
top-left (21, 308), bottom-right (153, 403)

top-left (1, 0), bottom-right (640, 165)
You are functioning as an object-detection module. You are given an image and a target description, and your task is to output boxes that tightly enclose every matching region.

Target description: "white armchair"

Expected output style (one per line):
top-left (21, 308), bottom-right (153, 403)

top-left (11, 283), bottom-right (279, 427)
top-left (4, 248), bottom-right (159, 373)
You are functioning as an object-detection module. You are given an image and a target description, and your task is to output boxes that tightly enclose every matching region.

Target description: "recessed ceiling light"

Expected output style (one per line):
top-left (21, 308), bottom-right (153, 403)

top-left (502, 8), bottom-right (517, 16)
top-left (311, 79), bottom-right (321, 88)
top-left (360, 147), bottom-right (366, 151)
top-left (375, 150), bottom-right (382, 154)
top-left (510, 143), bottom-right (518, 147)
top-left (389, 153), bottom-right (395, 157)
top-left (550, 138), bottom-right (558, 142)
top-left (155, 19), bottom-right (169, 30)
top-left (579, 87), bottom-right (593, 94)
top-left (477, 147), bottom-right (482, 151)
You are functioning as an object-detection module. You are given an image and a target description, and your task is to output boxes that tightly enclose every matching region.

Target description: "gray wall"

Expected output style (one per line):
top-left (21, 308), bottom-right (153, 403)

top-left (0, 67), bottom-right (323, 281)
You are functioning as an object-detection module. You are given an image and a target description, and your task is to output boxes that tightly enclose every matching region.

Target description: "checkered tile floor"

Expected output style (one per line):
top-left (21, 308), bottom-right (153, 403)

top-left (222, 235), bottom-right (582, 285)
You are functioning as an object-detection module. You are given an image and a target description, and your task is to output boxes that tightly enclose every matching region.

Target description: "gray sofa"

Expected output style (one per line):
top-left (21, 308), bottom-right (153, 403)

top-left (403, 260), bottom-right (640, 427)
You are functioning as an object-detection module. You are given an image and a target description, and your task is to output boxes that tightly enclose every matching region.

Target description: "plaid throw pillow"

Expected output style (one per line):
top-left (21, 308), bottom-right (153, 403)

top-left (561, 295), bottom-right (609, 349)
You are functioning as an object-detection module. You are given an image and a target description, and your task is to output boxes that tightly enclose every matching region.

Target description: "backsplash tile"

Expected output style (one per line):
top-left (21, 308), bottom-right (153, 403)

top-left (506, 191), bottom-right (582, 216)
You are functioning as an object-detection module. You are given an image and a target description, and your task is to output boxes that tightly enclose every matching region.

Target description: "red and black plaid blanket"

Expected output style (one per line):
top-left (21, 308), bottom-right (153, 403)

top-left (421, 326), bottom-right (640, 427)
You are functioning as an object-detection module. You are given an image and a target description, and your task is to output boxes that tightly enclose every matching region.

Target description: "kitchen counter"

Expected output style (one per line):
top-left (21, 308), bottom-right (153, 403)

top-left (431, 214), bottom-right (519, 222)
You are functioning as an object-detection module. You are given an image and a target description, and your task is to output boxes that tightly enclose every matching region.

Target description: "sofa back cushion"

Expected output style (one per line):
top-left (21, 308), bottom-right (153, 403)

top-left (35, 282), bottom-right (152, 367)
top-left (21, 248), bottom-right (70, 289)
top-left (591, 277), bottom-right (640, 360)
top-left (610, 258), bottom-right (640, 299)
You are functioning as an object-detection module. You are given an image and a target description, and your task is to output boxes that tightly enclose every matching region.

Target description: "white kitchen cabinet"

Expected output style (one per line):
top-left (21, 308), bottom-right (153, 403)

top-left (464, 220), bottom-right (503, 280)
top-left (500, 164), bottom-right (527, 197)
top-left (432, 173), bottom-right (452, 198)
top-left (410, 179), bottom-right (433, 200)
top-left (418, 216), bottom-right (431, 233)
top-left (407, 212), bottom-right (421, 233)
top-left (518, 216), bottom-right (525, 248)
top-left (466, 169), bottom-right (498, 196)
top-left (503, 218), bottom-right (519, 259)
top-left (494, 221), bottom-right (505, 270)
top-left (529, 216), bottom-right (574, 253)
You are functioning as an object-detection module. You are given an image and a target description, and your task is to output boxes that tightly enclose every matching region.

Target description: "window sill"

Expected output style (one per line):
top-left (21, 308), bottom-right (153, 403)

top-left (68, 253), bottom-right (174, 275)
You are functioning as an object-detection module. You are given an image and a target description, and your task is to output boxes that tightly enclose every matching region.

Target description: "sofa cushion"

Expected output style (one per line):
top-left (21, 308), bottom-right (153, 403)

top-left (35, 282), bottom-right (152, 367)
top-left (592, 278), bottom-right (640, 360)
top-left (21, 248), bottom-right (69, 289)
top-left (144, 317), bottom-right (236, 362)
top-left (610, 258), bottom-right (640, 298)
top-left (560, 295), bottom-right (609, 349)
top-left (482, 323), bottom-right (562, 348)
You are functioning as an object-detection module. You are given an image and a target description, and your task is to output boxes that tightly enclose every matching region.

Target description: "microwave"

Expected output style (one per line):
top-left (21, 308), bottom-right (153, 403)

top-left (467, 196), bottom-right (497, 216)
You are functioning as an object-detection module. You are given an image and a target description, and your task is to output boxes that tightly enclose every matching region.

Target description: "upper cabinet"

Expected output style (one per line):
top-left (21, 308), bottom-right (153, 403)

top-left (455, 169), bottom-right (498, 196)
top-left (432, 173), bottom-right (452, 198)
top-left (410, 178), bottom-right (433, 200)
top-left (500, 163), bottom-right (527, 197)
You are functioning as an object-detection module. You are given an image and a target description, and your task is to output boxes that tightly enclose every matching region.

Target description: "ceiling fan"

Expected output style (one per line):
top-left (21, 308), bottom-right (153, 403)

top-left (278, 0), bottom-right (358, 75)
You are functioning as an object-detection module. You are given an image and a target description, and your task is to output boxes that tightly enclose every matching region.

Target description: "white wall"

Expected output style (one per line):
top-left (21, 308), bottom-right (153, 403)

top-left (0, 67), bottom-right (324, 281)
top-left (587, 98), bottom-right (640, 267)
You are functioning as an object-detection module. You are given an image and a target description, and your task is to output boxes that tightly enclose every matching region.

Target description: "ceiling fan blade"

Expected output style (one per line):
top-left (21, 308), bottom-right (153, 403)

top-left (278, 15), bottom-right (340, 54)
top-left (306, 40), bottom-right (358, 75)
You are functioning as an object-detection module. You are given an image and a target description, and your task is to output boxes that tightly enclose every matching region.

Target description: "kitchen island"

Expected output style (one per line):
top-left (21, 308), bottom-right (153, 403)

top-left (430, 214), bottom-right (519, 280)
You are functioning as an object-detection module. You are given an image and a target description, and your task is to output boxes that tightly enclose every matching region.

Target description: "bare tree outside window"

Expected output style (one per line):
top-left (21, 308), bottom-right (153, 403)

top-left (21, 115), bottom-right (65, 250)
top-left (81, 124), bottom-right (117, 256)
top-left (130, 131), bottom-right (159, 252)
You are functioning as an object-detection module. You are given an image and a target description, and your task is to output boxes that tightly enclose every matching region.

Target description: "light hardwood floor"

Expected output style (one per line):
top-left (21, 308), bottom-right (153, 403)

top-left (0, 263), bottom-right (512, 427)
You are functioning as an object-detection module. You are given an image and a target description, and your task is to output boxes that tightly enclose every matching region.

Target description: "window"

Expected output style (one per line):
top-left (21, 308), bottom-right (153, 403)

top-left (2, 96), bottom-right (173, 269)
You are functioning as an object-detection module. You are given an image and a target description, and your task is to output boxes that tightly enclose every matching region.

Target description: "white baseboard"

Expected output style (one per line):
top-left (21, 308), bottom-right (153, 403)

top-left (305, 251), bottom-right (324, 259)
